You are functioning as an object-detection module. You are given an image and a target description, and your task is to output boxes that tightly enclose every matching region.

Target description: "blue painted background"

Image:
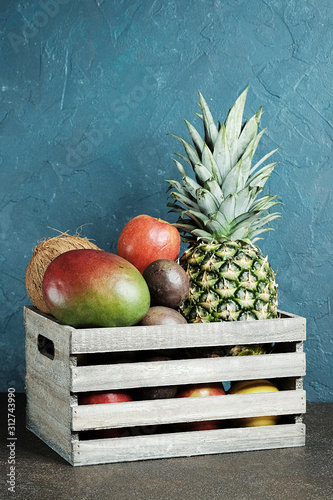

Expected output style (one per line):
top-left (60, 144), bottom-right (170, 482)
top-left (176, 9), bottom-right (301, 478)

top-left (1, 0), bottom-right (332, 401)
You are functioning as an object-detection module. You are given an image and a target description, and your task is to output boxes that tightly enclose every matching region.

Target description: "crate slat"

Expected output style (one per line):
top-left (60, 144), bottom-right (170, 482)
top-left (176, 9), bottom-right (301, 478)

top-left (71, 423), bottom-right (306, 466)
top-left (72, 390), bottom-right (306, 431)
top-left (71, 352), bottom-right (306, 392)
top-left (69, 311), bottom-right (306, 353)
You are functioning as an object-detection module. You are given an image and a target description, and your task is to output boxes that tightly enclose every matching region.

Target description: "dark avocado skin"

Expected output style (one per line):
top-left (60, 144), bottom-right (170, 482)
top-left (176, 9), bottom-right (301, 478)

top-left (139, 306), bottom-right (187, 325)
top-left (134, 356), bottom-right (178, 400)
top-left (136, 385), bottom-right (178, 400)
top-left (143, 259), bottom-right (190, 309)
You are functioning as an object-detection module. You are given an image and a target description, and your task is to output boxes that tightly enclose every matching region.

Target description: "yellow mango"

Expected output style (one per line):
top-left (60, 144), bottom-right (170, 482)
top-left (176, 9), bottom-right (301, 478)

top-left (229, 379), bottom-right (280, 427)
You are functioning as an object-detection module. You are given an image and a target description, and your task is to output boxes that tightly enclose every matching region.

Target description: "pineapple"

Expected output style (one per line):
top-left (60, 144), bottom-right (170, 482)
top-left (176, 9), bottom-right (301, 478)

top-left (166, 87), bottom-right (280, 324)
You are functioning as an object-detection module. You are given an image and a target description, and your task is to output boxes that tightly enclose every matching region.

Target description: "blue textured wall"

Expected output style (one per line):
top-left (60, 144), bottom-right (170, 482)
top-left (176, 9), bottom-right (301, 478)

top-left (1, 0), bottom-right (332, 401)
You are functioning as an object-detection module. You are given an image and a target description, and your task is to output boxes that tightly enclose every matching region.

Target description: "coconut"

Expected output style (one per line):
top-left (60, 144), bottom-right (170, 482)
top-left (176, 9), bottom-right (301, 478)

top-left (25, 232), bottom-right (101, 314)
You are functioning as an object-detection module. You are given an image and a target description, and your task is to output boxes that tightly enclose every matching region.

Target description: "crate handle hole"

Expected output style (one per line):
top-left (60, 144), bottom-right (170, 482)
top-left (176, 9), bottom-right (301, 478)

top-left (38, 334), bottom-right (54, 360)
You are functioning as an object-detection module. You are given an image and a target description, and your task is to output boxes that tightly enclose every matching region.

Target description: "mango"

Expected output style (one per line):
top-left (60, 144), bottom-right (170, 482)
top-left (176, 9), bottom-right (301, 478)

top-left (42, 249), bottom-right (150, 327)
top-left (229, 379), bottom-right (280, 427)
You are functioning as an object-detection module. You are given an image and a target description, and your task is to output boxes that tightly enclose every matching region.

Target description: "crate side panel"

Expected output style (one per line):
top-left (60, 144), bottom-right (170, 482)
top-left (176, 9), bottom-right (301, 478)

top-left (25, 306), bottom-right (74, 463)
top-left (24, 306), bottom-right (73, 344)
top-left (72, 424), bottom-right (306, 466)
top-left (25, 313), bottom-right (73, 386)
top-left (26, 376), bottom-right (74, 462)
top-left (72, 390), bottom-right (306, 431)
top-left (70, 312), bottom-right (306, 353)
top-left (71, 352), bottom-right (306, 392)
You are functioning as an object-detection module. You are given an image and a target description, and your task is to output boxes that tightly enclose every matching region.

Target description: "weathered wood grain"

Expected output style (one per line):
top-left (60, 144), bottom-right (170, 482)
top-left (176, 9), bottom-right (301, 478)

top-left (24, 306), bottom-right (306, 354)
top-left (25, 306), bottom-right (74, 463)
top-left (71, 352), bottom-right (306, 392)
top-left (72, 389), bottom-right (306, 431)
top-left (70, 311), bottom-right (306, 354)
top-left (71, 424), bottom-right (306, 466)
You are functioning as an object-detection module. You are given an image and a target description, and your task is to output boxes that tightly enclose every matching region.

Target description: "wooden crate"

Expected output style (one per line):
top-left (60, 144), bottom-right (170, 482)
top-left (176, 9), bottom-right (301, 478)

top-left (24, 305), bottom-right (306, 466)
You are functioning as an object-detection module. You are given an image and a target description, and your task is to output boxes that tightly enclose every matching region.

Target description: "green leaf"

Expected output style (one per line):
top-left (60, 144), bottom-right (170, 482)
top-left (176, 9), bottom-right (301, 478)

top-left (193, 162), bottom-right (212, 184)
top-left (247, 163), bottom-right (277, 190)
top-left (224, 129), bottom-right (266, 198)
top-left (196, 188), bottom-right (219, 216)
top-left (169, 133), bottom-right (200, 166)
top-left (204, 179), bottom-right (224, 205)
top-left (191, 228), bottom-right (216, 242)
top-left (169, 191), bottom-right (199, 210)
top-left (185, 209), bottom-right (210, 227)
top-left (238, 129), bottom-right (266, 179)
top-left (174, 152), bottom-right (192, 167)
top-left (172, 158), bottom-right (188, 177)
top-left (185, 120), bottom-right (204, 156)
top-left (222, 158), bottom-right (248, 197)
top-left (228, 226), bottom-right (248, 241)
top-left (167, 202), bottom-right (185, 214)
top-left (182, 175), bottom-right (202, 198)
top-left (173, 222), bottom-right (199, 234)
top-left (224, 87), bottom-right (248, 146)
top-left (249, 229), bottom-right (273, 243)
top-left (218, 194), bottom-right (236, 222)
top-left (233, 186), bottom-right (252, 216)
top-left (165, 179), bottom-right (190, 198)
top-left (206, 220), bottom-right (227, 239)
top-left (241, 213), bottom-right (281, 241)
top-left (198, 92), bottom-right (218, 148)
top-left (213, 123), bottom-right (230, 183)
top-left (230, 211), bottom-right (261, 230)
top-left (229, 211), bottom-right (265, 240)
top-left (250, 147), bottom-right (278, 174)
top-left (250, 212), bottom-right (281, 230)
top-left (202, 143), bottom-right (220, 182)
top-left (215, 210), bottom-right (230, 230)
top-left (231, 107), bottom-right (262, 165)
top-left (249, 195), bottom-right (281, 212)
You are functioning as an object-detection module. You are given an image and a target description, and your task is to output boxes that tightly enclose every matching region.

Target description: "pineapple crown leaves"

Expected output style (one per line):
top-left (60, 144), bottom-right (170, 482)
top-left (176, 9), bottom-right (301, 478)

top-left (166, 87), bottom-right (281, 244)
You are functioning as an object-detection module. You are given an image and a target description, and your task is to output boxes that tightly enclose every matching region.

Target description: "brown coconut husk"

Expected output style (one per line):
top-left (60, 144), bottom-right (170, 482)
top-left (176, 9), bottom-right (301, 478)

top-left (25, 230), bottom-right (101, 314)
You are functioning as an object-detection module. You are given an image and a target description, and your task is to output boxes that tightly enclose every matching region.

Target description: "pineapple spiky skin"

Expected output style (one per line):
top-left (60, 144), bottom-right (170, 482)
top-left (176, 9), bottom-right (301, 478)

top-left (167, 87), bottom-right (280, 326)
top-left (226, 344), bottom-right (273, 356)
top-left (184, 343), bottom-right (272, 359)
top-left (179, 240), bottom-right (278, 323)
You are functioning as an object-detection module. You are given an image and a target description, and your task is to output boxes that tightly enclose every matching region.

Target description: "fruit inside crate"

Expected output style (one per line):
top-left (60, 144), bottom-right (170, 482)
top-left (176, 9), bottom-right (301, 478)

top-left (25, 306), bottom-right (306, 466)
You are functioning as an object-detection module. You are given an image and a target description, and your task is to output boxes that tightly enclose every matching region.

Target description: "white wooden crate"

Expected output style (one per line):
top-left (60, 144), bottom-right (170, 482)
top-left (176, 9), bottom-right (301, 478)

top-left (24, 305), bottom-right (306, 466)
